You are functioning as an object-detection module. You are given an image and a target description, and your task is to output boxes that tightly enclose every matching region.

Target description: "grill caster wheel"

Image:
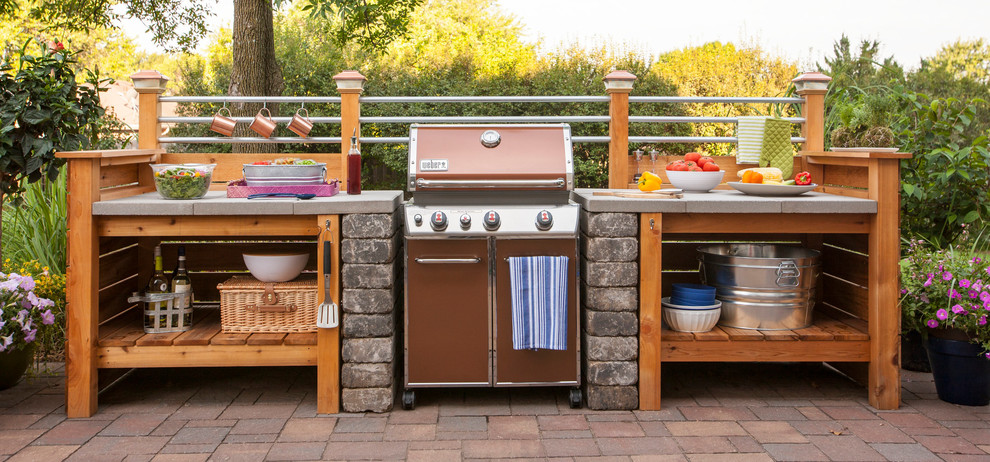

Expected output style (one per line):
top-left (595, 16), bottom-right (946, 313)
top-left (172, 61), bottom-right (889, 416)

top-left (568, 388), bottom-right (582, 409)
top-left (402, 390), bottom-right (416, 410)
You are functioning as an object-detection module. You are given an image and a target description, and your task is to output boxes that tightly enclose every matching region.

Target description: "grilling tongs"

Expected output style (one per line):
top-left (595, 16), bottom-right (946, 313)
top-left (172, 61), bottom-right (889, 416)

top-left (316, 224), bottom-right (339, 329)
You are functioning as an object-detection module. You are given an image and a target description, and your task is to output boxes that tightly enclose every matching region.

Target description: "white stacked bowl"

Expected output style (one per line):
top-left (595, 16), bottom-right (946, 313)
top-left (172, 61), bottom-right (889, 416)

top-left (661, 297), bottom-right (721, 333)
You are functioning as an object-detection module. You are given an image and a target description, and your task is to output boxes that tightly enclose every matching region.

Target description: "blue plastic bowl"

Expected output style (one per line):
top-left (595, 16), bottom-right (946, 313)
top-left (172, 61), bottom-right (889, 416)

top-left (669, 295), bottom-right (717, 307)
top-left (672, 283), bottom-right (717, 297)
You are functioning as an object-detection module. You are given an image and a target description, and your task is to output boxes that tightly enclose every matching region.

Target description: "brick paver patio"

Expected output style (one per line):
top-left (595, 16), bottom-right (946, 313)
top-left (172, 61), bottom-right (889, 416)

top-left (2, 362), bottom-right (987, 461)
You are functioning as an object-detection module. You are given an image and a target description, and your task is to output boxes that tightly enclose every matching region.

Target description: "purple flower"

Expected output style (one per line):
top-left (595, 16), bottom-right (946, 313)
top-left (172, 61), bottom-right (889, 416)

top-left (981, 291), bottom-right (990, 302)
top-left (927, 319), bottom-right (940, 328)
top-left (986, 266), bottom-right (990, 275)
top-left (974, 281), bottom-right (984, 291)
top-left (937, 309), bottom-right (949, 320)
top-left (960, 279), bottom-right (972, 288)
top-left (969, 290), bottom-right (980, 299)
top-left (41, 310), bottom-right (54, 325)
top-left (0, 278), bottom-right (18, 292)
top-left (924, 274), bottom-right (934, 287)
top-left (948, 289), bottom-right (961, 299)
top-left (979, 316), bottom-right (987, 326)
top-left (952, 304), bottom-right (967, 314)
top-left (23, 329), bottom-right (36, 343)
top-left (901, 288), bottom-right (908, 294)
top-left (14, 309), bottom-right (28, 325)
top-left (18, 276), bottom-right (34, 291)
top-left (943, 272), bottom-right (954, 281)
top-left (974, 257), bottom-right (983, 264)
top-left (0, 335), bottom-right (11, 352)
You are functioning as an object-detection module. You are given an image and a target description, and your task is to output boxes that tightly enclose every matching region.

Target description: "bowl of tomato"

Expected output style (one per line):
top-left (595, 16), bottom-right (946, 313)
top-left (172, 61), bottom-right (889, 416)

top-left (663, 152), bottom-right (724, 192)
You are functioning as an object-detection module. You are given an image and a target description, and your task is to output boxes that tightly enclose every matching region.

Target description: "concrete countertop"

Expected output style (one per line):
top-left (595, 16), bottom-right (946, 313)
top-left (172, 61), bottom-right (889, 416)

top-left (573, 189), bottom-right (877, 214)
top-left (92, 190), bottom-right (404, 216)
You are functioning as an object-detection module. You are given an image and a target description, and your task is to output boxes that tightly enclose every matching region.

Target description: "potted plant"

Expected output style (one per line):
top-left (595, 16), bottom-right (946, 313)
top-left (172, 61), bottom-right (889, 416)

top-left (901, 239), bottom-right (990, 406)
top-left (0, 272), bottom-right (56, 389)
top-left (829, 92), bottom-right (899, 149)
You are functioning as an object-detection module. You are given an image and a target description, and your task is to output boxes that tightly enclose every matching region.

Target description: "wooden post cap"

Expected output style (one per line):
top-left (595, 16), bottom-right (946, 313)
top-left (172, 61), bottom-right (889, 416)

top-left (130, 70), bottom-right (169, 93)
top-left (792, 72), bottom-right (831, 93)
top-left (603, 70), bottom-right (637, 93)
top-left (333, 70), bottom-right (367, 93)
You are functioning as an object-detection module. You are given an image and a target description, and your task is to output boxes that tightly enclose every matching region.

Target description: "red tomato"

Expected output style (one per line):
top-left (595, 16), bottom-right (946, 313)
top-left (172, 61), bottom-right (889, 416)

top-left (685, 161), bottom-right (697, 168)
top-left (688, 165), bottom-right (703, 172)
top-left (697, 156), bottom-right (714, 168)
top-left (670, 162), bottom-right (689, 171)
top-left (685, 152), bottom-right (702, 164)
top-left (702, 161), bottom-right (720, 172)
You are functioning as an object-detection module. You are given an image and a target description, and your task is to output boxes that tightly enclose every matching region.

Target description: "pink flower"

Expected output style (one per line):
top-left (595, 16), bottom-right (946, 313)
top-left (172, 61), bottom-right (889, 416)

top-left (937, 309), bottom-right (949, 320)
top-left (979, 316), bottom-right (987, 326)
top-left (927, 319), bottom-right (939, 328)
top-left (952, 304), bottom-right (967, 314)
top-left (960, 279), bottom-right (971, 288)
top-left (969, 290), bottom-right (979, 299)
top-left (23, 329), bottom-right (36, 343)
top-left (901, 288), bottom-right (908, 294)
top-left (943, 272), bottom-right (954, 281)
top-left (981, 291), bottom-right (989, 302)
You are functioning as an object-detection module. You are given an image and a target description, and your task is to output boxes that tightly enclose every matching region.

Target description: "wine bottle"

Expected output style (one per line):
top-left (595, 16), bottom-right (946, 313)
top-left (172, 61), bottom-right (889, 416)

top-left (171, 254), bottom-right (193, 326)
top-left (145, 245), bottom-right (169, 330)
top-left (346, 131), bottom-right (361, 195)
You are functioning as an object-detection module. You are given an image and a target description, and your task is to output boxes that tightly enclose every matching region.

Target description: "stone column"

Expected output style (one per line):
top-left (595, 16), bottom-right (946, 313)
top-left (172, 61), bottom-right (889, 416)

top-left (339, 210), bottom-right (402, 412)
top-left (581, 211), bottom-right (639, 409)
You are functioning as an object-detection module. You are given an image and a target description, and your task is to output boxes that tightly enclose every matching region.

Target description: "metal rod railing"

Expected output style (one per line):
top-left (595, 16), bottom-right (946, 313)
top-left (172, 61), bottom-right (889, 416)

top-left (359, 96), bottom-right (610, 103)
top-left (159, 96), bottom-right (342, 103)
top-left (629, 116), bottom-right (805, 124)
top-left (629, 96), bottom-right (804, 104)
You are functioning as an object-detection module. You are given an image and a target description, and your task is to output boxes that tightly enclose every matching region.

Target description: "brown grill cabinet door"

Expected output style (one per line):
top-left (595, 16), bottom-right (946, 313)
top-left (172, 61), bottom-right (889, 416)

top-left (405, 238), bottom-right (491, 386)
top-left (494, 239), bottom-right (578, 385)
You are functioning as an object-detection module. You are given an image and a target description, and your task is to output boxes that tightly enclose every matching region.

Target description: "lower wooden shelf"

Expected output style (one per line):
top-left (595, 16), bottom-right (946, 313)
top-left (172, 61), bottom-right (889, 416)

top-left (660, 310), bottom-right (870, 362)
top-left (96, 308), bottom-right (318, 368)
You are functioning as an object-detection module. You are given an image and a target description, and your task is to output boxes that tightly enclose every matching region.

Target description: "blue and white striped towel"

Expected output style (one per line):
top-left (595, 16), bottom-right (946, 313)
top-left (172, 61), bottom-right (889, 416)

top-left (507, 256), bottom-right (569, 351)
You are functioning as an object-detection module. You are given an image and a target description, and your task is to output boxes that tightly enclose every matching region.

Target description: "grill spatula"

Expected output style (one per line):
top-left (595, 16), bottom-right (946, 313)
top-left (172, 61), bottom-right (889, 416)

top-left (316, 239), bottom-right (339, 329)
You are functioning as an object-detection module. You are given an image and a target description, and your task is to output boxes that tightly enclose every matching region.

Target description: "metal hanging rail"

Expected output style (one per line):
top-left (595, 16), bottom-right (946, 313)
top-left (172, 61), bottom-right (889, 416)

top-left (359, 96), bottom-right (610, 103)
top-left (629, 96), bottom-right (805, 104)
top-left (158, 96), bottom-right (342, 103)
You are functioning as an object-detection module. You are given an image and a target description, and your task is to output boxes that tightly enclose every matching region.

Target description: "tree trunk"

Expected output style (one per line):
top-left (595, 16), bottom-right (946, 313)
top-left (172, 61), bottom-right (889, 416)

top-left (229, 0), bottom-right (283, 154)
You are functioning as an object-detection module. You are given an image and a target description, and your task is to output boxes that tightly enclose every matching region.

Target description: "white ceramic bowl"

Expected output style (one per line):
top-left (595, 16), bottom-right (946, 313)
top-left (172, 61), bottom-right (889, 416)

top-left (242, 252), bottom-right (310, 282)
top-left (661, 297), bottom-right (721, 311)
top-left (662, 305), bottom-right (721, 333)
top-left (664, 170), bottom-right (725, 192)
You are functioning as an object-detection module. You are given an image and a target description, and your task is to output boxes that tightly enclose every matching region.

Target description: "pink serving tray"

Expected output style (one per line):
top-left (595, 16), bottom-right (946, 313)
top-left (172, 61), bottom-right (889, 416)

top-left (226, 178), bottom-right (340, 198)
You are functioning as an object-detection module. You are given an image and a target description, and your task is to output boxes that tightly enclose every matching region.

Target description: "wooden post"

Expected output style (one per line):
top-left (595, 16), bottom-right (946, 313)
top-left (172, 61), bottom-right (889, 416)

top-left (793, 72), bottom-right (831, 180)
top-left (334, 71), bottom-right (366, 192)
top-left (604, 70), bottom-right (636, 189)
top-left (130, 71), bottom-right (168, 187)
top-left (639, 213), bottom-right (663, 410)
top-left (317, 215), bottom-right (341, 414)
top-left (64, 157), bottom-right (101, 417)
top-left (867, 157), bottom-right (901, 410)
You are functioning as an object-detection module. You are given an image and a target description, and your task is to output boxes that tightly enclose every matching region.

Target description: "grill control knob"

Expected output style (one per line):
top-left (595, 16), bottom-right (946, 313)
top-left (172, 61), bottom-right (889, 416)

top-left (535, 210), bottom-right (553, 231)
top-left (430, 211), bottom-right (448, 231)
top-left (459, 213), bottom-right (472, 229)
top-left (483, 210), bottom-right (501, 231)
top-left (413, 214), bottom-right (423, 226)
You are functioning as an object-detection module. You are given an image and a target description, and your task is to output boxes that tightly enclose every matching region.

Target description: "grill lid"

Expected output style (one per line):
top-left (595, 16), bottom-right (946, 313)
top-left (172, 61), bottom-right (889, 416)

top-left (408, 124), bottom-right (573, 192)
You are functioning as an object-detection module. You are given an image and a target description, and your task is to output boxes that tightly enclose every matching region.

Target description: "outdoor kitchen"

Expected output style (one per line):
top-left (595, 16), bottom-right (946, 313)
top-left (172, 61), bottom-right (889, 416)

top-left (53, 69), bottom-right (903, 421)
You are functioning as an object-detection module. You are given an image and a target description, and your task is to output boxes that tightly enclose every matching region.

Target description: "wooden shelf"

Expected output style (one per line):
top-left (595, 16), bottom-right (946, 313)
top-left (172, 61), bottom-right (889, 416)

top-left (660, 310), bottom-right (870, 362)
top-left (96, 308), bottom-right (318, 369)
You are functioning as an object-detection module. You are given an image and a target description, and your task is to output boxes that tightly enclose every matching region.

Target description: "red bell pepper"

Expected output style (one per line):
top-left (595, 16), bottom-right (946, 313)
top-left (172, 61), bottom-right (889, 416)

top-left (795, 171), bottom-right (812, 185)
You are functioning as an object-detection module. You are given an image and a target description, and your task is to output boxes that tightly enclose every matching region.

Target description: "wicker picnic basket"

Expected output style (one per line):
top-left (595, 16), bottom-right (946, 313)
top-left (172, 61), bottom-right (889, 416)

top-left (218, 275), bottom-right (318, 333)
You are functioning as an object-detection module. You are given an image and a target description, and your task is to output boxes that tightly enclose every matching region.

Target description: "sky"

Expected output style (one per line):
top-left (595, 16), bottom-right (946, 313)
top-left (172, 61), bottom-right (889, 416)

top-left (130, 0), bottom-right (989, 69)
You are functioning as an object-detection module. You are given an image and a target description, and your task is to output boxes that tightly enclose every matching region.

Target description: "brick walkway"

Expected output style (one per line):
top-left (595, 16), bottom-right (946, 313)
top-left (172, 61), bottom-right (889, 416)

top-left (1, 362), bottom-right (987, 461)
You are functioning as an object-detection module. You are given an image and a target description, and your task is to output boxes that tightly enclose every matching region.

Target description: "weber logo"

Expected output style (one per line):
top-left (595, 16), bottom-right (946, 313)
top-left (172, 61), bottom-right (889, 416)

top-left (420, 159), bottom-right (448, 171)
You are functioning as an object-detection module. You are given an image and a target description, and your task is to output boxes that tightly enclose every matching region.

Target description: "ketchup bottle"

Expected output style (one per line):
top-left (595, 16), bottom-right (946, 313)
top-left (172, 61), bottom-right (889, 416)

top-left (346, 132), bottom-right (361, 195)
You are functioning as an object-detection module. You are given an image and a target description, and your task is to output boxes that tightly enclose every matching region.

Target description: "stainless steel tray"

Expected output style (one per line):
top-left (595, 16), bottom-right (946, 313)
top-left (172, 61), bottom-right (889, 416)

top-left (243, 163), bottom-right (326, 179)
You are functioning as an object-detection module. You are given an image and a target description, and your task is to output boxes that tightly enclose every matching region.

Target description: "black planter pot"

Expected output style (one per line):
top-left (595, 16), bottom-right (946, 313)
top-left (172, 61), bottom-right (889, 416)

top-left (925, 333), bottom-right (990, 406)
top-left (0, 344), bottom-right (35, 390)
top-left (902, 330), bottom-right (931, 372)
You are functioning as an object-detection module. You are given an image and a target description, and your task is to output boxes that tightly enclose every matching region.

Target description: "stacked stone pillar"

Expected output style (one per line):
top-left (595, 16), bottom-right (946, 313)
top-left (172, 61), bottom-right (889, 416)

top-left (339, 211), bottom-right (401, 412)
top-left (580, 211), bottom-right (639, 409)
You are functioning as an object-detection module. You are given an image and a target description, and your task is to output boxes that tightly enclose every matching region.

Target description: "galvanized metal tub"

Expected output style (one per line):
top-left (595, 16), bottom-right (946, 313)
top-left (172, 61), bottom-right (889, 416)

top-left (697, 244), bottom-right (820, 330)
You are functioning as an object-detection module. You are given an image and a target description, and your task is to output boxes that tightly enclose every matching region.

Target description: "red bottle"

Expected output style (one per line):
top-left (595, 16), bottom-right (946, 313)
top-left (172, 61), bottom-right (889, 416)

top-left (346, 134), bottom-right (361, 194)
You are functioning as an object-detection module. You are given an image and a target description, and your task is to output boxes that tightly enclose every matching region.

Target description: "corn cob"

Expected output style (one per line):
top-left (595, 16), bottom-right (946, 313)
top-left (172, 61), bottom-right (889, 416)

top-left (737, 167), bottom-right (783, 183)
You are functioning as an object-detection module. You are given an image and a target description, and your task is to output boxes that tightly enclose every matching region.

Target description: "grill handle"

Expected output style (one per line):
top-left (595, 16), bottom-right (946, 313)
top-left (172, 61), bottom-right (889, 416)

top-left (414, 257), bottom-right (482, 264)
top-left (415, 178), bottom-right (566, 189)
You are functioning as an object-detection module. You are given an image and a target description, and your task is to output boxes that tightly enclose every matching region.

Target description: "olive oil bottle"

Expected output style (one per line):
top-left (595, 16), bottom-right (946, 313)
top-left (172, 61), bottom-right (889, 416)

top-left (171, 246), bottom-right (193, 326)
top-left (144, 245), bottom-right (169, 330)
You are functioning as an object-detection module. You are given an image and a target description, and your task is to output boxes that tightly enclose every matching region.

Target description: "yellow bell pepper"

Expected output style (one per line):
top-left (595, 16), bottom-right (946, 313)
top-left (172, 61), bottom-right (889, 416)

top-left (637, 171), bottom-right (663, 191)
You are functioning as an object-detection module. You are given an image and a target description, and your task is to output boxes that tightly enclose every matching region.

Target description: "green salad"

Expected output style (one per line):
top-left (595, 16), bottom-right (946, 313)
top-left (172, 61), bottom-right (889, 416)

top-left (153, 165), bottom-right (212, 199)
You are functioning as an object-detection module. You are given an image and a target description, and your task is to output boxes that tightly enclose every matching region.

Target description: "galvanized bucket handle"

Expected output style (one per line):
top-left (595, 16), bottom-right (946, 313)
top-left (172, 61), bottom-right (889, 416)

top-left (775, 260), bottom-right (800, 287)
